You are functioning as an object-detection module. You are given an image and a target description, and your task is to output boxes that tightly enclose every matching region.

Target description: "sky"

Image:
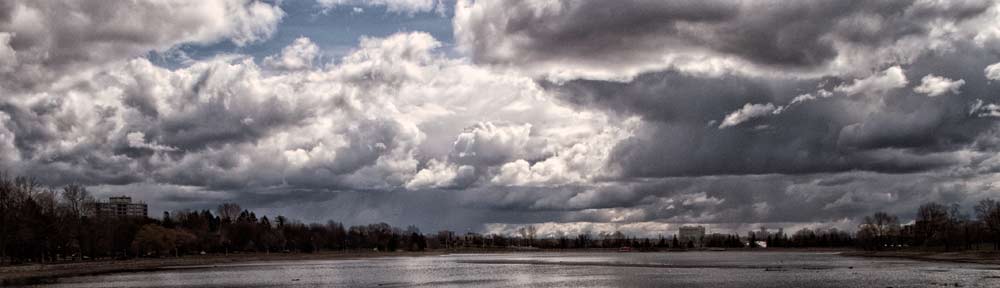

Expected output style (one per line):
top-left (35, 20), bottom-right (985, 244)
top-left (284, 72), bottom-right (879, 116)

top-left (3, 0), bottom-right (1000, 237)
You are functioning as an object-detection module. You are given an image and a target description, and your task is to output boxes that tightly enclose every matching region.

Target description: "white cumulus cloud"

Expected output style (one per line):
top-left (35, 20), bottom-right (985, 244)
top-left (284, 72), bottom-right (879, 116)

top-left (318, 0), bottom-right (444, 15)
top-left (835, 66), bottom-right (908, 97)
top-left (914, 74), bottom-right (964, 97)
top-left (719, 103), bottom-right (778, 129)
top-left (985, 62), bottom-right (1000, 81)
top-left (263, 37), bottom-right (320, 70)
top-left (0, 0), bottom-right (284, 91)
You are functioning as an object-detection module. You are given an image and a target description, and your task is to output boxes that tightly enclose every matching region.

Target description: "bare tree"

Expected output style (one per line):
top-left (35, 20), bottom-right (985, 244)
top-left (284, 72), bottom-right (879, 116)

top-left (59, 183), bottom-right (94, 261)
top-left (517, 227), bottom-right (527, 246)
top-left (0, 172), bottom-right (12, 265)
top-left (915, 202), bottom-right (950, 247)
top-left (217, 203), bottom-right (241, 222)
top-left (861, 212), bottom-right (900, 250)
top-left (947, 204), bottom-right (971, 250)
top-left (61, 184), bottom-right (94, 217)
top-left (526, 225), bottom-right (537, 247)
top-left (976, 198), bottom-right (1000, 250)
top-left (216, 203), bottom-right (241, 254)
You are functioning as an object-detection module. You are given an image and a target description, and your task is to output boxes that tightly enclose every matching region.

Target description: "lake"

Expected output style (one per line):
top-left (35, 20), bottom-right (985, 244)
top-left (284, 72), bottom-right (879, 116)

top-left (17, 251), bottom-right (1000, 287)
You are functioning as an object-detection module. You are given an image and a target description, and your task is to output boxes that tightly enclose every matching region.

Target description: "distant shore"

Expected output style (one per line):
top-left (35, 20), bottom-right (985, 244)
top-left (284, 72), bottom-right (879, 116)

top-left (841, 250), bottom-right (1000, 265)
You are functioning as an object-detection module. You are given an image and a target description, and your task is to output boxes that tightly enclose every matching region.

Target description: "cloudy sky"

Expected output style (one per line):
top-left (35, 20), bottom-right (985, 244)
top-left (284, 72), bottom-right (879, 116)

top-left (3, 0), bottom-right (1000, 237)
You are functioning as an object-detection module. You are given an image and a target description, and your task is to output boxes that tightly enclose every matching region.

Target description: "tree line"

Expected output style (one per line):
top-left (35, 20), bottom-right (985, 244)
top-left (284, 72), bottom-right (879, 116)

top-left (0, 173), bottom-right (429, 264)
top-left (855, 200), bottom-right (1000, 251)
top-left (0, 171), bottom-right (851, 265)
top-left (4, 171), bottom-right (1000, 265)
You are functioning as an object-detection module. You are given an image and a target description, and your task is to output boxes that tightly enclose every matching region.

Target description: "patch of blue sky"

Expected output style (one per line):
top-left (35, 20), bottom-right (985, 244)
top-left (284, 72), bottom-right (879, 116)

top-left (148, 0), bottom-right (455, 69)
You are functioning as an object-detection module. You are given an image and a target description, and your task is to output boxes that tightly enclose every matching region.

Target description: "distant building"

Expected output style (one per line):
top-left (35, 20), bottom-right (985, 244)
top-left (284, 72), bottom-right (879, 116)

top-left (464, 232), bottom-right (482, 244)
top-left (93, 196), bottom-right (148, 218)
top-left (749, 226), bottom-right (771, 241)
top-left (747, 226), bottom-right (785, 247)
top-left (755, 240), bottom-right (768, 248)
top-left (678, 226), bottom-right (706, 246)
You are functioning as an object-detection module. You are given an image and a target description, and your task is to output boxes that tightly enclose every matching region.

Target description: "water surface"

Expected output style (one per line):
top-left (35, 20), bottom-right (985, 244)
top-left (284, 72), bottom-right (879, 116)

top-left (20, 251), bottom-right (1000, 287)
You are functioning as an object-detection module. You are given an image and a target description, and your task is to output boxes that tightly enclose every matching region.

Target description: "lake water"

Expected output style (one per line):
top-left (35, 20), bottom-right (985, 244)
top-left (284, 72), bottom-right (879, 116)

top-left (19, 251), bottom-right (1000, 287)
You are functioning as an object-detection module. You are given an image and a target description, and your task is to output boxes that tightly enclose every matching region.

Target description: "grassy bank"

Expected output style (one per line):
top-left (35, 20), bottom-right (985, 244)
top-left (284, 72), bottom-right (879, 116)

top-left (841, 250), bottom-right (1000, 265)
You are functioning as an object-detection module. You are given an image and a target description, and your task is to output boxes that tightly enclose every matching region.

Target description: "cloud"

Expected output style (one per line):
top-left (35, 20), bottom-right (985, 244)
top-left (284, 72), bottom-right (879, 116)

top-left (473, 168), bottom-right (1000, 237)
top-left (985, 62), bottom-right (1000, 81)
top-left (450, 122), bottom-right (532, 166)
top-left (0, 32), bottom-right (16, 73)
top-left (454, 0), bottom-right (994, 81)
top-left (789, 90), bottom-right (833, 105)
top-left (983, 105), bottom-right (1000, 117)
top-left (0, 0), bottom-right (284, 91)
top-left (834, 66), bottom-right (909, 97)
top-left (263, 37), bottom-right (320, 70)
top-left (405, 159), bottom-right (475, 189)
top-left (7, 0), bottom-right (1000, 237)
top-left (484, 221), bottom-right (678, 238)
top-left (914, 74), bottom-right (965, 96)
top-left (126, 131), bottom-right (178, 152)
top-left (317, 0), bottom-right (445, 15)
top-left (971, 99), bottom-right (1000, 118)
top-left (0, 31), bottom-right (626, 210)
top-left (719, 103), bottom-right (778, 129)
top-left (546, 50), bottom-right (996, 179)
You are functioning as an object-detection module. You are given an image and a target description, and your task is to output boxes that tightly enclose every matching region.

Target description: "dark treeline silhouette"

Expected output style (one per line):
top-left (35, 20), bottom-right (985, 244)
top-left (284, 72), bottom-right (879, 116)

top-left (157, 208), bottom-right (429, 256)
top-left (3, 172), bottom-right (998, 265)
top-left (0, 173), bottom-right (428, 265)
top-left (856, 200), bottom-right (1000, 251)
top-left (743, 228), bottom-right (854, 249)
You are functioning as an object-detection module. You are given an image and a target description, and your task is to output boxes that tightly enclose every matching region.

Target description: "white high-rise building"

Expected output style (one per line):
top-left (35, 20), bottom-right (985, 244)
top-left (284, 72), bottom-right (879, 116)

top-left (678, 226), bottom-right (706, 246)
top-left (93, 196), bottom-right (148, 218)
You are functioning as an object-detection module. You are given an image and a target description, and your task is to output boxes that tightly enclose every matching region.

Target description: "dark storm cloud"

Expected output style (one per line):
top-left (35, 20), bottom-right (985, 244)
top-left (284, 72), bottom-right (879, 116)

top-left (0, 101), bottom-right (59, 156)
top-left (445, 0), bottom-right (1000, 231)
top-left (456, 0), bottom-right (995, 79)
top-left (542, 40), bottom-right (1000, 178)
top-left (541, 71), bottom-right (802, 124)
top-left (151, 89), bottom-right (307, 152)
top-left (0, 1), bottom-right (14, 23)
top-left (0, 56), bottom-right (318, 189)
top-left (423, 170), bottom-right (997, 233)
